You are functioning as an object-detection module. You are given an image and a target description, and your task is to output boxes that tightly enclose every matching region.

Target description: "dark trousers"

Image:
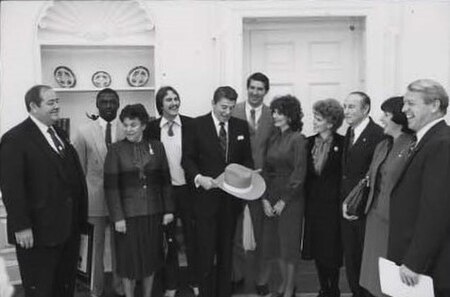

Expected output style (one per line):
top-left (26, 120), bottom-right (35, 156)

top-left (315, 260), bottom-right (340, 296)
top-left (341, 218), bottom-right (367, 297)
top-left (162, 185), bottom-right (197, 290)
top-left (196, 192), bottom-right (241, 297)
top-left (16, 232), bottom-right (80, 297)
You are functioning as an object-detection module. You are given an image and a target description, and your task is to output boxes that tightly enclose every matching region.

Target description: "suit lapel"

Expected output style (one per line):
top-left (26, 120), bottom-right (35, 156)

top-left (25, 118), bottom-right (67, 179)
top-left (90, 121), bottom-right (108, 163)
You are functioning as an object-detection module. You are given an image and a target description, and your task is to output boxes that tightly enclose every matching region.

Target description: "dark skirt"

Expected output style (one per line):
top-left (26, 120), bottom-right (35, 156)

top-left (261, 199), bottom-right (303, 262)
top-left (114, 215), bottom-right (164, 279)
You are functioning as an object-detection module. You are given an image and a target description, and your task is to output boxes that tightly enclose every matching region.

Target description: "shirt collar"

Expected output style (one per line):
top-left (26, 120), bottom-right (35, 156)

top-left (211, 112), bottom-right (228, 128)
top-left (245, 102), bottom-right (263, 113)
top-left (160, 114), bottom-right (181, 128)
top-left (415, 117), bottom-right (445, 144)
top-left (29, 114), bottom-right (51, 134)
top-left (352, 116), bottom-right (370, 137)
top-left (98, 117), bottom-right (117, 129)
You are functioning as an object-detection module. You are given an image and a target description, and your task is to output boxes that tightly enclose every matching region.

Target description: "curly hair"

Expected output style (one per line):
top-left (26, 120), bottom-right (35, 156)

top-left (270, 95), bottom-right (304, 132)
top-left (119, 103), bottom-right (149, 124)
top-left (313, 98), bottom-right (344, 132)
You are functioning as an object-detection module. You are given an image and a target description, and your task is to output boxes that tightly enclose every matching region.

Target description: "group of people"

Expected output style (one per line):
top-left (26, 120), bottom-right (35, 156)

top-left (0, 73), bottom-right (449, 297)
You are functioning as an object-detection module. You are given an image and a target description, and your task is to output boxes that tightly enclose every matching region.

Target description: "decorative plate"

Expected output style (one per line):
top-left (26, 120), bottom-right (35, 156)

top-left (127, 66), bottom-right (149, 87)
top-left (92, 71), bottom-right (112, 88)
top-left (54, 66), bottom-right (76, 88)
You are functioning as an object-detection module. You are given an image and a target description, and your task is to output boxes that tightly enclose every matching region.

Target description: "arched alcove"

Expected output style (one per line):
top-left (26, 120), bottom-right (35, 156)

top-left (36, 0), bottom-right (158, 138)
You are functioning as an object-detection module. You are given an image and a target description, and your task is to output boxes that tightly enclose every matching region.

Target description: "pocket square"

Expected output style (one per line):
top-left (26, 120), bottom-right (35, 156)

top-left (237, 135), bottom-right (245, 140)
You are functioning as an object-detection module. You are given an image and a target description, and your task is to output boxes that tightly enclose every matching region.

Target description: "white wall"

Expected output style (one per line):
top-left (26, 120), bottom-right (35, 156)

top-left (1, 0), bottom-right (450, 134)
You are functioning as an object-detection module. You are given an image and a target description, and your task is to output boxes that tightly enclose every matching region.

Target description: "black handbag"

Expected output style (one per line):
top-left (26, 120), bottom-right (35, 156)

top-left (343, 175), bottom-right (370, 216)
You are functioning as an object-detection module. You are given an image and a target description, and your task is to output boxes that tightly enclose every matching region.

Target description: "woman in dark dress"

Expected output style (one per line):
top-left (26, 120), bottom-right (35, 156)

top-left (104, 104), bottom-right (174, 297)
top-left (256, 95), bottom-right (307, 297)
top-left (302, 98), bottom-right (344, 297)
top-left (360, 97), bottom-right (414, 297)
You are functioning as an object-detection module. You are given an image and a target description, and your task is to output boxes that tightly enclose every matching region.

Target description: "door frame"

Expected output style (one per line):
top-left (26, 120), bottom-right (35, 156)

top-left (218, 2), bottom-right (396, 116)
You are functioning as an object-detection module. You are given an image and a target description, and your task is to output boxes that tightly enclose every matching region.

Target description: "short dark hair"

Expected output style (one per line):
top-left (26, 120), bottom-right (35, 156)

top-left (119, 104), bottom-right (149, 124)
top-left (246, 72), bottom-right (270, 92)
top-left (24, 85), bottom-right (51, 112)
top-left (96, 88), bottom-right (119, 105)
top-left (270, 95), bottom-right (304, 132)
top-left (313, 98), bottom-right (344, 132)
top-left (381, 96), bottom-right (411, 133)
top-left (407, 79), bottom-right (449, 115)
top-left (155, 86), bottom-right (180, 115)
top-left (349, 91), bottom-right (371, 113)
top-left (213, 86), bottom-right (238, 104)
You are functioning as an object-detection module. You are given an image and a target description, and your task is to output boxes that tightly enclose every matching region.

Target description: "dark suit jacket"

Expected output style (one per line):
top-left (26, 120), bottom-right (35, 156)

top-left (144, 114), bottom-right (193, 142)
top-left (181, 113), bottom-right (253, 216)
top-left (388, 120), bottom-right (450, 290)
top-left (341, 118), bottom-right (384, 200)
top-left (0, 118), bottom-right (88, 246)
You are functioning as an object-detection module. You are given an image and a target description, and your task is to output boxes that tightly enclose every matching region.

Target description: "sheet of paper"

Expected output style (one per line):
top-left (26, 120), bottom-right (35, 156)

top-left (378, 257), bottom-right (434, 297)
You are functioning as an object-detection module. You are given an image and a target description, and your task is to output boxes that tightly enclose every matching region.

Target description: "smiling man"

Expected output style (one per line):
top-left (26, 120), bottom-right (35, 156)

top-left (231, 72), bottom-right (273, 294)
top-left (72, 88), bottom-right (124, 297)
top-left (341, 91), bottom-right (383, 297)
top-left (182, 86), bottom-right (253, 297)
top-left (144, 86), bottom-right (196, 297)
top-left (0, 85), bottom-right (88, 297)
top-left (388, 79), bottom-right (450, 297)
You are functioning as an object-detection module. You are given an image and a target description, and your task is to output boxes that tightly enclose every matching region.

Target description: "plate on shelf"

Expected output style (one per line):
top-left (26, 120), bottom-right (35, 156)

top-left (127, 66), bottom-right (149, 87)
top-left (54, 66), bottom-right (76, 88)
top-left (92, 71), bottom-right (112, 88)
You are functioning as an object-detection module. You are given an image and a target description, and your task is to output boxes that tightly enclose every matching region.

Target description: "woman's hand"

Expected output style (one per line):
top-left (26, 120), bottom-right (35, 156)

top-left (163, 213), bottom-right (174, 225)
top-left (115, 220), bottom-right (126, 233)
top-left (262, 199), bottom-right (275, 217)
top-left (273, 199), bottom-right (286, 216)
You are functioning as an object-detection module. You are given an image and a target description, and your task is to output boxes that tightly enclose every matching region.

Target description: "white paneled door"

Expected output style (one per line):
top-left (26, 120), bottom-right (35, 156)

top-left (245, 18), bottom-right (364, 135)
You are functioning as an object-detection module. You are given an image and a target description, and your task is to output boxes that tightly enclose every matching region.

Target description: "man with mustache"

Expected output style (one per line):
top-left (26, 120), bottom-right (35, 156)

top-left (0, 85), bottom-right (88, 297)
top-left (144, 86), bottom-right (197, 297)
top-left (73, 88), bottom-right (124, 297)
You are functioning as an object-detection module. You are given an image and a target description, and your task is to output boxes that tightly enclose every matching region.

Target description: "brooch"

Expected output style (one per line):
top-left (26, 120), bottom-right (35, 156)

top-left (149, 144), bottom-right (154, 155)
top-left (333, 146), bottom-right (339, 152)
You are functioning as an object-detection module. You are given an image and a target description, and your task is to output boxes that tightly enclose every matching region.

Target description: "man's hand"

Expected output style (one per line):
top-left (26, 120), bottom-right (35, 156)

top-left (273, 200), bottom-right (286, 216)
top-left (262, 199), bottom-right (274, 217)
top-left (400, 264), bottom-right (419, 286)
top-left (342, 203), bottom-right (359, 221)
top-left (15, 229), bottom-right (34, 249)
top-left (197, 175), bottom-right (217, 190)
top-left (115, 220), bottom-right (126, 233)
top-left (162, 214), bottom-right (174, 225)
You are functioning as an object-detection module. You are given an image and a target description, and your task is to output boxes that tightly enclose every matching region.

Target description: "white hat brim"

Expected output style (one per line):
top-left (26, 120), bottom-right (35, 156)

top-left (215, 171), bottom-right (266, 201)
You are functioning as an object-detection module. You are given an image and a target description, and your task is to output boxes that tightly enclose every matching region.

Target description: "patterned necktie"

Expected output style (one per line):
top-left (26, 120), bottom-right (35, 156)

top-left (407, 134), bottom-right (418, 157)
top-left (47, 127), bottom-right (65, 157)
top-left (105, 122), bottom-right (112, 149)
top-left (250, 109), bottom-right (256, 131)
top-left (219, 122), bottom-right (227, 160)
top-left (167, 121), bottom-right (175, 137)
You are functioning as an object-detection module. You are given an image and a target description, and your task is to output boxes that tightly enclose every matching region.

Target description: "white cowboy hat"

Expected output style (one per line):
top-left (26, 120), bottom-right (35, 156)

top-left (215, 163), bottom-right (266, 200)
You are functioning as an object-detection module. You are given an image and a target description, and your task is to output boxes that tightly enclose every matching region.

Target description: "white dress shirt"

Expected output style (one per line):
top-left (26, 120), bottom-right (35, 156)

top-left (245, 103), bottom-right (263, 130)
top-left (29, 114), bottom-right (64, 153)
top-left (160, 115), bottom-right (186, 186)
top-left (98, 117), bottom-right (118, 143)
top-left (352, 116), bottom-right (370, 144)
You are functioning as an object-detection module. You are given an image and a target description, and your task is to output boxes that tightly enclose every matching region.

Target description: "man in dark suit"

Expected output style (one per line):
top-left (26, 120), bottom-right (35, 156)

top-left (182, 86), bottom-right (253, 297)
top-left (231, 72), bottom-right (273, 294)
top-left (341, 91), bottom-right (384, 297)
top-left (388, 79), bottom-right (450, 297)
top-left (144, 86), bottom-right (196, 297)
top-left (0, 85), bottom-right (88, 297)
